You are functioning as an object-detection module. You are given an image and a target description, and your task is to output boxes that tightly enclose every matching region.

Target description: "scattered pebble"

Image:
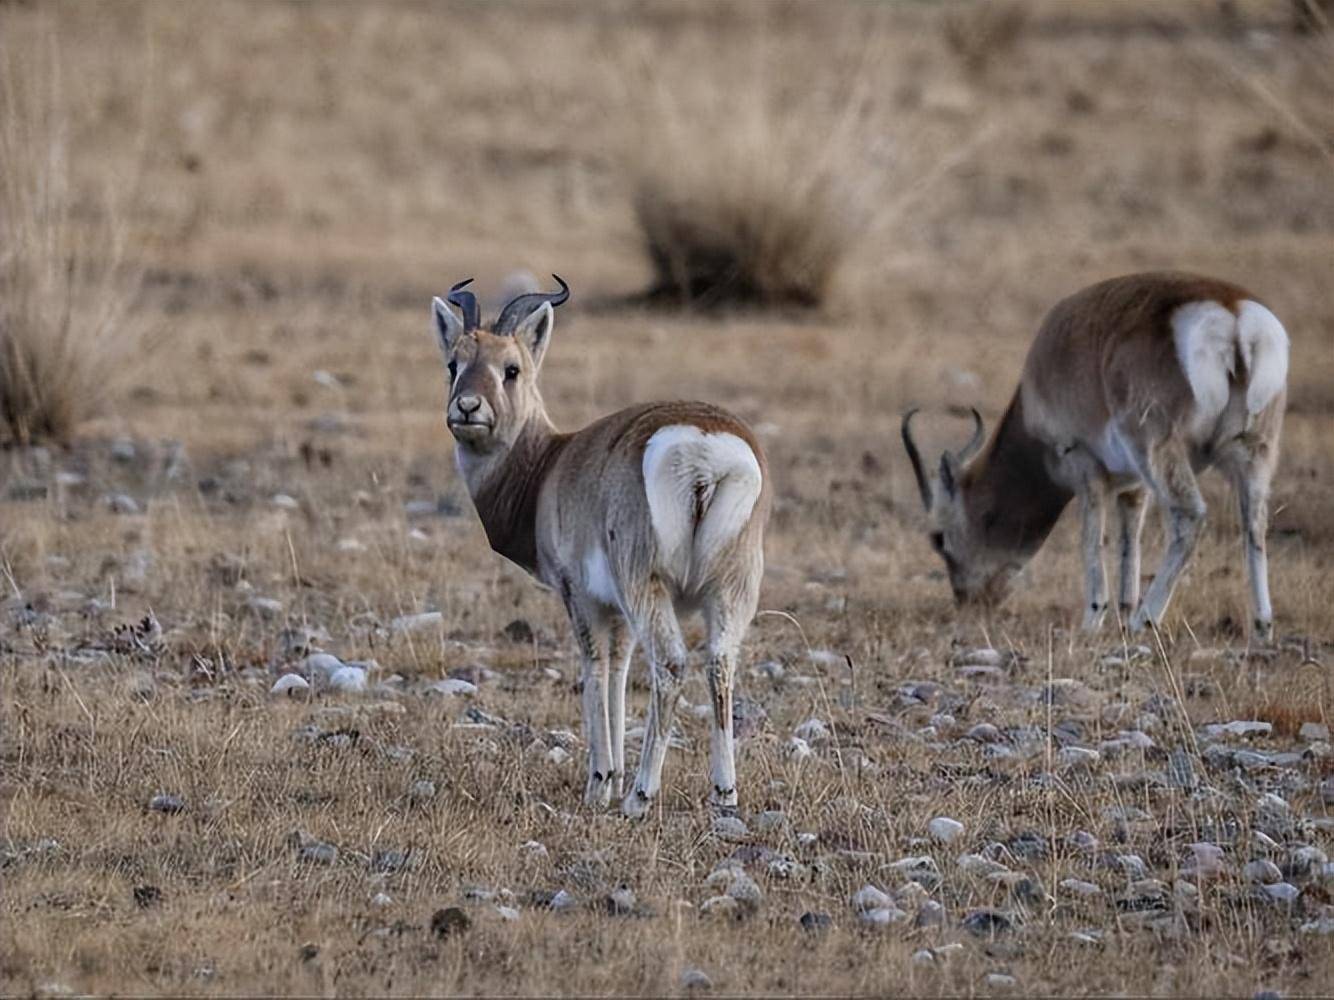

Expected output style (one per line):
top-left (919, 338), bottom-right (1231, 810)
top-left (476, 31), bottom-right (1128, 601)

top-left (1244, 859), bottom-right (1283, 885)
top-left (329, 665), bottom-right (367, 693)
top-left (148, 793), bottom-right (185, 814)
top-left (681, 968), bottom-right (713, 991)
top-left (391, 611), bottom-right (443, 633)
top-left (271, 672), bottom-right (311, 696)
top-left (425, 678), bottom-right (478, 698)
top-left (431, 907), bottom-right (470, 938)
top-left (799, 911), bottom-right (832, 933)
top-left (928, 816), bottom-right (965, 844)
top-left (711, 815), bottom-right (749, 842)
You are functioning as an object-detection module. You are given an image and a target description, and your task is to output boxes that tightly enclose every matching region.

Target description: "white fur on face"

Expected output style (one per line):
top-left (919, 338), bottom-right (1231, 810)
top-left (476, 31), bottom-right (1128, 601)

top-left (642, 426), bottom-right (763, 588)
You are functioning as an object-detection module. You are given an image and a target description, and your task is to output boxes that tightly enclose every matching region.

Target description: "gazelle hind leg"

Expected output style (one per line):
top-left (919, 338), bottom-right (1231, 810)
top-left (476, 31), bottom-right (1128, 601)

top-left (702, 571), bottom-right (760, 811)
top-left (1222, 447), bottom-right (1278, 643)
top-left (607, 620), bottom-right (634, 798)
top-left (1114, 488), bottom-right (1148, 623)
top-left (622, 580), bottom-right (688, 819)
top-left (1130, 439), bottom-right (1207, 632)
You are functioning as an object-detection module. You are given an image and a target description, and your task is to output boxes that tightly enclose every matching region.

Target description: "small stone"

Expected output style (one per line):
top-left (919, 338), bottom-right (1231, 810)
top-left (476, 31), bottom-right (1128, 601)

top-left (245, 596), bottom-right (284, 619)
top-left (409, 779), bottom-right (436, 802)
top-left (985, 973), bottom-right (1017, 989)
top-left (958, 854), bottom-right (1010, 878)
top-left (1300, 917), bottom-right (1334, 935)
top-left (794, 718), bottom-right (830, 742)
top-left (431, 907), bottom-right (470, 937)
top-left (785, 736), bottom-right (814, 760)
top-left (300, 653), bottom-right (345, 682)
top-left (133, 884), bottom-right (161, 908)
top-left (1185, 842), bottom-right (1228, 878)
top-left (271, 493), bottom-right (300, 509)
top-left (915, 900), bottom-right (947, 927)
top-left (912, 949), bottom-right (935, 965)
top-left (606, 885), bottom-right (637, 915)
top-left (425, 678), bottom-right (478, 698)
top-left (148, 793), bottom-right (185, 815)
top-left (700, 895), bottom-right (740, 919)
top-left (391, 612), bottom-right (443, 634)
top-left (712, 815), bottom-right (749, 842)
top-left (1244, 859), bottom-right (1283, 884)
top-left (1058, 746), bottom-right (1101, 769)
top-left (755, 810), bottom-right (787, 832)
top-left (372, 849), bottom-right (410, 873)
top-left (329, 666), bottom-right (367, 693)
top-left (965, 722), bottom-right (1003, 743)
top-left (110, 438), bottom-right (137, 463)
top-left (494, 905), bottom-right (520, 921)
top-left (371, 892), bottom-right (393, 908)
top-left (928, 816), bottom-right (965, 844)
top-left (501, 618), bottom-right (534, 644)
top-left (1067, 830), bottom-right (1099, 854)
top-left (859, 906), bottom-right (909, 928)
top-left (545, 746), bottom-right (571, 766)
top-left (681, 968), bottom-right (713, 991)
top-left (1060, 878), bottom-right (1102, 897)
top-left (725, 873), bottom-right (762, 910)
top-left (1261, 882), bottom-right (1299, 905)
top-left (297, 840), bottom-right (338, 866)
top-left (953, 647), bottom-right (1004, 667)
top-left (1300, 722), bottom-right (1330, 742)
top-left (1203, 720), bottom-right (1272, 740)
top-left (104, 493), bottom-right (140, 515)
top-left (848, 885), bottom-right (891, 917)
top-left (549, 889), bottom-right (577, 912)
top-left (962, 909), bottom-right (1013, 937)
top-left (799, 911), bottom-right (832, 933)
top-left (520, 840), bottom-right (548, 860)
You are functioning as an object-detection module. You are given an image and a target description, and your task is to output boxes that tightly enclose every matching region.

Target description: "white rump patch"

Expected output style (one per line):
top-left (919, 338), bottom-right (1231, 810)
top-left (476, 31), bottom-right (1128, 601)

top-left (642, 425), bottom-right (763, 587)
top-left (583, 545), bottom-right (620, 607)
top-left (1172, 300), bottom-right (1238, 432)
top-left (1236, 299), bottom-right (1289, 415)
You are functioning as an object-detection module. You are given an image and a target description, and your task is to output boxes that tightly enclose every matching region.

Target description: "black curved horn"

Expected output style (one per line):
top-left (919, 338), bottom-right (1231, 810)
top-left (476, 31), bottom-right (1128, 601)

top-left (447, 278), bottom-right (480, 332)
top-left (955, 407), bottom-right (985, 464)
top-left (494, 274), bottom-right (570, 336)
top-left (900, 408), bottom-right (933, 511)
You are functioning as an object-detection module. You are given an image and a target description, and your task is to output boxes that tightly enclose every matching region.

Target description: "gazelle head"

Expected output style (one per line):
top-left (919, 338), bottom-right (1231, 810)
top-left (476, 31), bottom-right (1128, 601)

top-left (431, 275), bottom-right (569, 454)
top-left (902, 408), bottom-right (1019, 607)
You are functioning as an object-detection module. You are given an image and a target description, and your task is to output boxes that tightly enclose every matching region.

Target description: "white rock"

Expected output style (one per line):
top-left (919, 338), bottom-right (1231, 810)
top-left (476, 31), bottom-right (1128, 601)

top-left (711, 815), bottom-right (749, 841)
top-left (1202, 720), bottom-right (1272, 740)
top-left (1244, 859), bottom-right (1283, 884)
top-left (1300, 721), bottom-right (1330, 742)
top-left (958, 853), bottom-right (1009, 877)
top-left (271, 674), bottom-right (310, 696)
top-left (1261, 882), bottom-right (1299, 905)
top-left (700, 895), bottom-right (739, 918)
top-left (852, 884), bottom-right (892, 912)
top-left (520, 840), bottom-right (548, 860)
top-left (549, 889), bottom-right (577, 912)
top-left (785, 736), bottom-right (814, 760)
top-left (245, 596), bottom-right (283, 618)
top-left (912, 949), bottom-right (936, 965)
top-left (271, 493), bottom-right (300, 509)
top-left (725, 873), bottom-right (762, 909)
top-left (425, 678), bottom-right (477, 698)
top-left (329, 666), bottom-right (367, 693)
top-left (494, 905), bottom-right (520, 921)
top-left (1058, 746), bottom-right (1101, 768)
top-left (546, 746), bottom-right (571, 766)
top-left (392, 611), bottom-right (443, 633)
top-left (794, 718), bottom-right (830, 741)
top-left (928, 816), bottom-right (965, 844)
top-left (371, 892), bottom-right (393, 908)
top-left (300, 653), bottom-right (345, 682)
top-left (681, 968), bottom-right (713, 990)
top-left (859, 906), bottom-right (908, 928)
top-left (986, 973), bottom-right (1017, 989)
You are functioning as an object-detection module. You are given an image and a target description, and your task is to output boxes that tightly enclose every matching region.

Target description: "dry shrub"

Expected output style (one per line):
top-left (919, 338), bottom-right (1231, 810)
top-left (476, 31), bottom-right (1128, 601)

top-left (942, 0), bottom-right (1028, 75)
top-left (621, 28), bottom-right (895, 309)
top-left (0, 27), bottom-right (141, 445)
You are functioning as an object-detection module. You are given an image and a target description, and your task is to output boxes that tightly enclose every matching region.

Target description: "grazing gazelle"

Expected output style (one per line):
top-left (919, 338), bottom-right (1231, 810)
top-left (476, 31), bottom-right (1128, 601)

top-left (430, 276), bottom-right (769, 816)
top-left (902, 271), bottom-right (1288, 639)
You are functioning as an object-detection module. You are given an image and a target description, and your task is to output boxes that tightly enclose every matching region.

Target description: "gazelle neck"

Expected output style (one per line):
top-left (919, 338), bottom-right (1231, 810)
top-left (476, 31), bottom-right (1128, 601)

top-left (458, 410), bottom-right (567, 576)
top-left (965, 391), bottom-right (1073, 557)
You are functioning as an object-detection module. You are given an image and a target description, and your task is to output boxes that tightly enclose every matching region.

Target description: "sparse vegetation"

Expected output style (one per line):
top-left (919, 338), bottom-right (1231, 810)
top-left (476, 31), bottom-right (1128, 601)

top-left (2, 2), bottom-right (1334, 996)
top-left (0, 28), bottom-right (139, 445)
top-left (942, 0), bottom-right (1028, 75)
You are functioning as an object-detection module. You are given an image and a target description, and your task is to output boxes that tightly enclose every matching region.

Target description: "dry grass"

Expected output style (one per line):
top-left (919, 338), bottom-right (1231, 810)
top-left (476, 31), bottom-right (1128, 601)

top-left (2, 1), bottom-right (1334, 996)
top-left (620, 21), bottom-right (896, 308)
top-left (942, 0), bottom-right (1029, 75)
top-left (0, 26), bottom-right (142, 446)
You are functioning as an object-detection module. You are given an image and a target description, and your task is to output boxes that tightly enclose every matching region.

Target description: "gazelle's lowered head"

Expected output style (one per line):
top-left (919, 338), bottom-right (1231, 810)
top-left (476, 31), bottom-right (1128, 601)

top-left (902, 271), bottom-right (1288, 638)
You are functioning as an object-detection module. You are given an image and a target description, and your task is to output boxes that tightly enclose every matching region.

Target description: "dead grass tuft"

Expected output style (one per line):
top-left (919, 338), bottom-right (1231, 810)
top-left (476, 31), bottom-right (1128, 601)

top-left (942, 0), bottom-right (1028, 75)
top-left (620, 31), bottom-right (895, 309)
top-left (0, 27), bottom-right (141, 445)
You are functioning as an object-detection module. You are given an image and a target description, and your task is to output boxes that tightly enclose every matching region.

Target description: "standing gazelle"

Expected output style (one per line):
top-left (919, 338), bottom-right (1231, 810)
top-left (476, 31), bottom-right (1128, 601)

top-left (430, 276), bottom-right (770, 817)
top-left (902, 272), bottom-right (1288, 639)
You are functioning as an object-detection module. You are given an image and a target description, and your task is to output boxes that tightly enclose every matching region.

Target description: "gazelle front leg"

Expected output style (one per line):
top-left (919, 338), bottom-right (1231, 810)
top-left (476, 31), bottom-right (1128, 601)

top-left (563, 594), bottom-right (615, 808)
top-left (1078, 483), bottom-right (1109, 631)
top-left (1114, 487), bottom-right (1147, 624)
top-left (622, 581), bottom-right (687, 819)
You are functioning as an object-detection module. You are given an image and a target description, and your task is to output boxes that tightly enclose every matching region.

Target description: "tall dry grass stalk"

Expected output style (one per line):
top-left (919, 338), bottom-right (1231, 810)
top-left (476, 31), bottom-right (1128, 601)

top-left (0, 30), bottom-right (140, 446)
top-left (618, 28), bottom-right (898, 309)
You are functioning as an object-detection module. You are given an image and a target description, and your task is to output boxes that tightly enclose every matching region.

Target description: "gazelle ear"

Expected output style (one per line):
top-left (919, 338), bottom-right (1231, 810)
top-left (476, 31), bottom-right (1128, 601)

top-left (432, 296), bottom-right (464, 356)
top-left (939, 452), bottom-right (960, 498)
top-left (513, 302), bottom-right (554, 369)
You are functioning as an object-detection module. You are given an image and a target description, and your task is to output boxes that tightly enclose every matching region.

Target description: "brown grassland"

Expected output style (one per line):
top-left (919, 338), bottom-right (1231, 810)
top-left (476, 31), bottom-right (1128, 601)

top-left (2, 1), bottom-right (1334, 995)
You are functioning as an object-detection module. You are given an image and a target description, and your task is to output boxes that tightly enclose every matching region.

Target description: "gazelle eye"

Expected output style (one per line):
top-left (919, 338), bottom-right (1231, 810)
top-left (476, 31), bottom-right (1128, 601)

top-left (930, 531), bottom-right (945, 553)
top-left (504, 364), bottom-right (520, 382)
top-left (447, 360), bottom-right (457, 381)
